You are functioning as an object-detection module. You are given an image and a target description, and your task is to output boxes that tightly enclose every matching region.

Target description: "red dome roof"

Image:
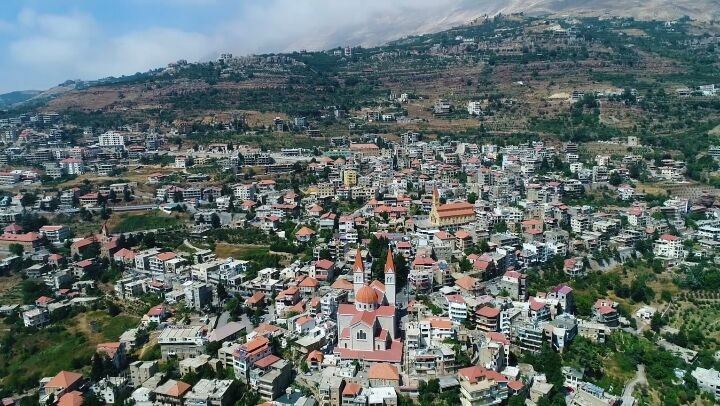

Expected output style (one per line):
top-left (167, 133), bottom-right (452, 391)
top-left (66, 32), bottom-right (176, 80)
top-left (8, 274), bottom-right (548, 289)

top-left (356, 285), bottom-right (378, 305)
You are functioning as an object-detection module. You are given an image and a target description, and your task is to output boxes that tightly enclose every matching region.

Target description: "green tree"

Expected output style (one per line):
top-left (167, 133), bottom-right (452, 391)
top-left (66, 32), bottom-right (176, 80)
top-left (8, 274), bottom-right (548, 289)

top-left (8, 243), bottom-right (24, 257)
top-left (210, 213), bottom-right (221, 229)
top-left (20, 193), bottom-right (37, 208)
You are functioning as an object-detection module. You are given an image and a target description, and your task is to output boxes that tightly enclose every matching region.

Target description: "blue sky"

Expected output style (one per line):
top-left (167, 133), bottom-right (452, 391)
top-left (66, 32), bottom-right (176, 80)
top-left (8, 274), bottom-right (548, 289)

top-left (0, 0), bottom-right (494, 93)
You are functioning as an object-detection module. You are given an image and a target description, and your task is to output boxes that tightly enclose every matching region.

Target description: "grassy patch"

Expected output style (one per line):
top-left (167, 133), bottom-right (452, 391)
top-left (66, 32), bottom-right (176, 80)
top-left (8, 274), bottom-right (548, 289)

top-left (0, 310), bottom-right (140, 392)
top-left (666, 297), bottom-right (720, 344)
top-left (0, 275), bottom-right (23, 305)
top-left (214, 243), bottom-right (270, 259)
top-left (71, 310), bottom-right (140, 342)
top-left (111, 211), bottom-right (183, 233)
top-left (0, 326), bottom-right (94, 391)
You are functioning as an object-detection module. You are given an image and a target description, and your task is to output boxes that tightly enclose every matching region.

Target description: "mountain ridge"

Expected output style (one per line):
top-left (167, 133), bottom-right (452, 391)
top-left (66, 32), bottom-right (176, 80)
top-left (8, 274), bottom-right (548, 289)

top-left (3, 1), bottom-right (719, 105)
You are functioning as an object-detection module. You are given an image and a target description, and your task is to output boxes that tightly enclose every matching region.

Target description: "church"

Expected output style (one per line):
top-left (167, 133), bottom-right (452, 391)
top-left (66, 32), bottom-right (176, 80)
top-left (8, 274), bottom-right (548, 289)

top-left (429, 187), bottom-right (475, 228)
top-left (334, 248), bottom-right (403, 364)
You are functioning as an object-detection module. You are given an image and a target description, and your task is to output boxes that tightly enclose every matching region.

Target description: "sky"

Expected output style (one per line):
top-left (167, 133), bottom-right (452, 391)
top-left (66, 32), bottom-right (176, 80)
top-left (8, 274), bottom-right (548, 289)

top-left (0, 0), bottom-right (510, 93)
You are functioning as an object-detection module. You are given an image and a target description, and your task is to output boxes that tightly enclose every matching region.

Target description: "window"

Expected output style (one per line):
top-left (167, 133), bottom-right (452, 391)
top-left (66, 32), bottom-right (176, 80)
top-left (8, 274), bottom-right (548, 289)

top-left (356, 330), bottom-right (367, 340)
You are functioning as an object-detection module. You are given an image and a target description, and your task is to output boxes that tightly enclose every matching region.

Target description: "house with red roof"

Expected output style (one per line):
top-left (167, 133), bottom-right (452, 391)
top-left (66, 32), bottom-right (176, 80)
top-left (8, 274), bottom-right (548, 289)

top-left (96, 342), bottom-right (126, 369)
top-left (593, 298), bottom-right (620, 327)
top-left (295, 226), bottom-right (316, 243)
top-left (245, 292), bottom-right (266, 308)
top-left (298, 276), bottom-right (320, 296)
top-left (35, 295), bottom-right (55, 307)
top-left (42, 371), bottom-right (84, 401)
top-left (70, 237), bottom-right (98, 258)
top-left (113, 248), bottom-right (136, 266)
top-left (563, 257), bottom-right (585, 278)
top-left (368, 362), bottom-right (401, 387)
top-left (145, 305), bottom-right (168, 325)
top-left (3, 224), bottom-right (22, 234)
top-left (295, 315), bottom-right (316, 335)
top-left (57, 391), bottom-right (83, 406)
top-left (311, 259), bottom-right (335, 281)
top-left (233, 336), bottom-right (272, 383)
top-left (475, 306), bottom-right (500, 332)
top-left (153, 379), bottom-right (191, 405)
top-left (457, 366), bottom-right (520, 405)
top-left (0, 232), bottom-right (44, 254)
top-left (306, 350), bottom-right (324, 370)
top-left (455, 275), bottom-right (481, 296)
top-left (48, 253), bottom-right (65, 268)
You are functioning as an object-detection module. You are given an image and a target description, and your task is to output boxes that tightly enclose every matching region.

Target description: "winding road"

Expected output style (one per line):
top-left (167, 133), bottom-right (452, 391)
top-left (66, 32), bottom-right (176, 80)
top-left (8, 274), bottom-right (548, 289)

top-left (622, 364), bottom-right (647, 399)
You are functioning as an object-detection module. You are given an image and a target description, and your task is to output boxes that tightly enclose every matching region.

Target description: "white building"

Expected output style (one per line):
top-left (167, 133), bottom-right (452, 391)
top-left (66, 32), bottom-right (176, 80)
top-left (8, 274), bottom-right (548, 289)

top-left (99, 131), bottom-right (125, 147)
top-left (445, 294), bottom-right (468, 324)
top-left (653, 234), bottom-right (684, 260)
top-left (467, 101), bottom-right (483, 116)
top-left (23, 307), bottom-right (50, 328)
top-left (39, 225), bottom-right (70, 244)
top-left (60, 158), bottom-right (84, 175)
top-left (691, 367), bottom-right (720, 400)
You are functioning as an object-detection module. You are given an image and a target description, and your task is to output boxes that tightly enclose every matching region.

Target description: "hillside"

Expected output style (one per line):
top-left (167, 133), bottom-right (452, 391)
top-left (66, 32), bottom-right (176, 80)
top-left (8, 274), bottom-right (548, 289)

top-left (503, 0), bottom-right (720, 21)
top-left (6, 15), bottom-right (718, 146)
top-left (0, 90), bottom-right (42, 108)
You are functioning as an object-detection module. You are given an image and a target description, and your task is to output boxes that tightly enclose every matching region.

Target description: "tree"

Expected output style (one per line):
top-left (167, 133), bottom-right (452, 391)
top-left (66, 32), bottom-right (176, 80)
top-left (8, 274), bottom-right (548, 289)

top-left (418, 378), bottom-right (440, 406)
top-left (8, 243), bottom-right (23, 258)
top-left (650, 312), bottom-right (665, 333)
top-left (467, 192), bottom-right (478, 204)
top-left (20, 193), bottom-right (37, 208)
top-left (508, 395), bottom-right (527, 406)
top-left (459, 257), bottom-right (472, 273)
top-left (609, 171), bottom-right (623, 186)
top-left (21, 279), bottom-right (52, 305)
top-left (210, 213), bottom-right (221, 229)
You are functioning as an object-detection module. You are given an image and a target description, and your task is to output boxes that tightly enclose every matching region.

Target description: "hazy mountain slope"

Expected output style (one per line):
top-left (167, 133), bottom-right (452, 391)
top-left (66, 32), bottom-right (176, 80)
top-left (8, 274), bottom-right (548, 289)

top-left (500, 0), bottom-right (720, 21)
top-left (0, 90), bottom-right (42, 108)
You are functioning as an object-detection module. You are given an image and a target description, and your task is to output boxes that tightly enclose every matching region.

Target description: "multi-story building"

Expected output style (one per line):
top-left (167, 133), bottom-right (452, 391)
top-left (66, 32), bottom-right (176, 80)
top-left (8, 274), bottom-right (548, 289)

top-left (653, 234), bottom-right (684, 260)
top-left (99, 131), bottom-right (125, 147)
top-left (476, 306), bottom-right (500, 332)
top-left (691, 367), bottom-right (720, 400)
top-left (458, 366), bottom-right (519, 406)
top-left (467, 101), bottom-right (483, 116)
top-left (23, 307), bottom-right (50, 328)
top-left (446, 294), bottom-right (468, 324)
top-left (184, 282), bottom-right (213, 311)
top-left (592, 299), bottom-right (619, 327)
top-left (184, 379), bottom-right (236, 406)
top-left (499, 271), bottom-right (527, 301)
top-left (60, 158), bottom-right (84, 175)
top-left (157, 326), bottom-right (207, 360)
top-left (515, 322), bottom-right (544, 353)
top-left (233, 336), bottom-right (272, 382)
top-left (39, 225), bottom-right (70, 244)
top-left (129, 360), bottom-right (158, 387)
top-left (256, 359), bottom-right (292, 400)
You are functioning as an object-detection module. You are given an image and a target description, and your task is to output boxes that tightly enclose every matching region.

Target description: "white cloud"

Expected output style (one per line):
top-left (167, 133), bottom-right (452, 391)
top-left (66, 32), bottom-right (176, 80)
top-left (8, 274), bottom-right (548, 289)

top-left (1, 0), bottom-right (513, 92)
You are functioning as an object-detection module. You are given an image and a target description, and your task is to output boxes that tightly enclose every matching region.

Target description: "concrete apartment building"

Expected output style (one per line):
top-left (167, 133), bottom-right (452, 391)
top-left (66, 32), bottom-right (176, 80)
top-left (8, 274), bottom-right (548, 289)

top-left (158, 326), bottom-right (207, 360)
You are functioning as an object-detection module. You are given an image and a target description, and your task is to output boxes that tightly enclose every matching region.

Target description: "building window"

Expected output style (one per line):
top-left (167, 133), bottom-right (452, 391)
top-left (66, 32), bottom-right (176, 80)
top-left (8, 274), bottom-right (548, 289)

top-left (356, 330), bottom-right (367, 340)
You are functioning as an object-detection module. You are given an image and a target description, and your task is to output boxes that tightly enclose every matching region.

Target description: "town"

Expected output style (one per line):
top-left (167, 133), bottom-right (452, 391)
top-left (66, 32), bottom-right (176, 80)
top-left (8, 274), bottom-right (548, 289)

top-left (0, 11), bottom-right (719, 406)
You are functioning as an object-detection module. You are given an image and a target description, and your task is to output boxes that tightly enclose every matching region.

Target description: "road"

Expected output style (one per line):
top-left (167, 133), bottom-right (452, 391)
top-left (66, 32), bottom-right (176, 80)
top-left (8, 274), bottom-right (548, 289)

top-left (622, 364), bottom-right (647, 399)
